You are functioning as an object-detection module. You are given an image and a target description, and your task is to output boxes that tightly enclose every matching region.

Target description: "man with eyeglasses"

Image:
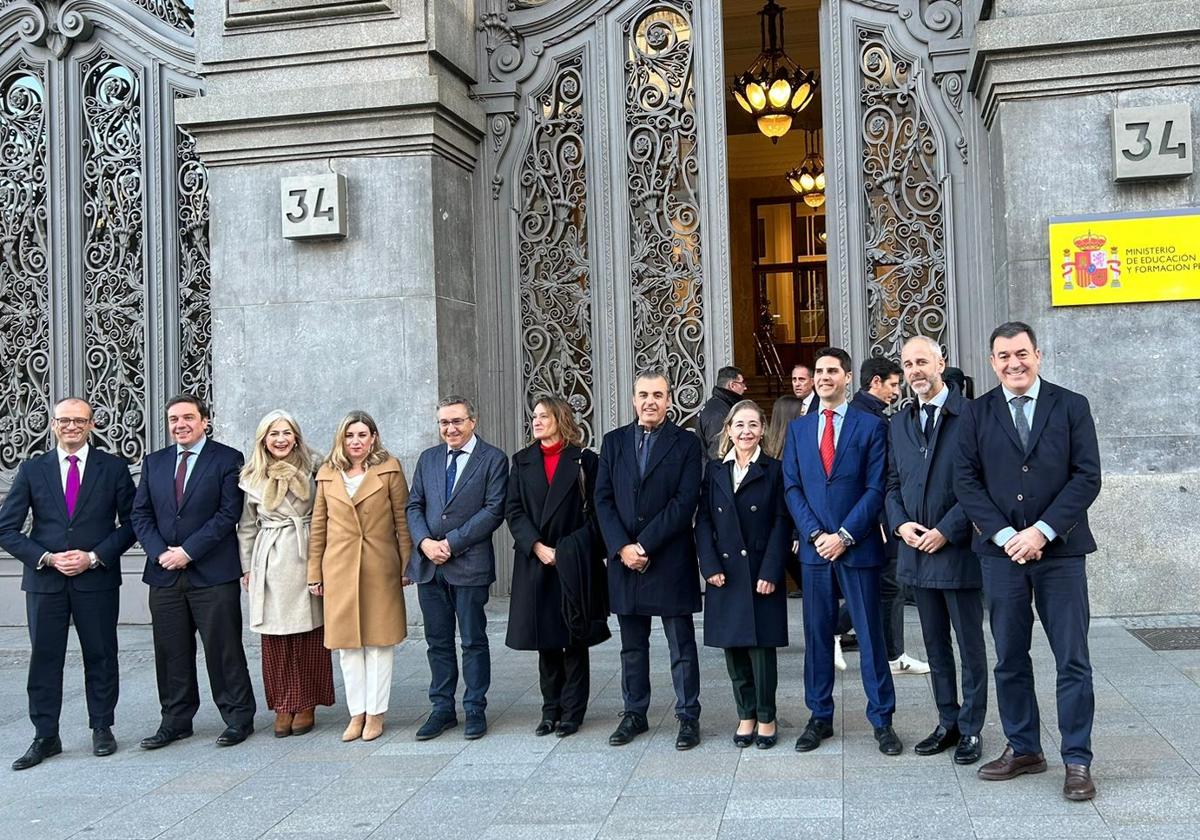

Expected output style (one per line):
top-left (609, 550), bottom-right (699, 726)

top-left (0, 398), bottom-right (136, 770)
top-left (406, 395), bottom-right (508, 741)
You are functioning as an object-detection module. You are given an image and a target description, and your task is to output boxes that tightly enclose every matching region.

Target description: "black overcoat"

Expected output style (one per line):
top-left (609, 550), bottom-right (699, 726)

top-left (695, 454), bottom-right (791, 649)
top-left (884, 385), bottom-right (980, 589)
top-left (504, 443), bottom-right (604, 650)
top-left (594, 421), bottom-right (703, 617)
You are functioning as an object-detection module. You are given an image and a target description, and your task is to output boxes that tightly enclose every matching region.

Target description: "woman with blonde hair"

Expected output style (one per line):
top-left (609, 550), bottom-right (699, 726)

top-left (307, 411), bottom-right (412, 742)
top-left (238, 410), bottom-right (334, 738)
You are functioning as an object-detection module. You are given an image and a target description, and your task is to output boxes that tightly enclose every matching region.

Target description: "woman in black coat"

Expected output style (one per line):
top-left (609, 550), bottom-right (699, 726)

top-left (696, 399), bottom-right (792, 749)
top-left (505, 396), bottom-right (609, 737)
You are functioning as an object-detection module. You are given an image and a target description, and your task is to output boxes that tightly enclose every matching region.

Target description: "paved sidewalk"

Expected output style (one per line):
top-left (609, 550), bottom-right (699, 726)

top-left (1, 602), bottom-right (1199, 839)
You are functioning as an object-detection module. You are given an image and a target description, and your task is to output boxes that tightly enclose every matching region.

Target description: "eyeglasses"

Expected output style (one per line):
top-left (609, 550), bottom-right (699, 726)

top-left (438, 418), bottom-right (471, 429)
top-left (53, 417), bottom-right (92, 427)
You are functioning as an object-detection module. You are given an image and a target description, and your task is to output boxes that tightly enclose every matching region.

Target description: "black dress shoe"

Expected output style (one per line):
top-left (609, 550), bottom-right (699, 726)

top-left (755, 730), bottom-right (778, 750)
top-left (794, 718), bottom-right (834, 752)
top-left (608, 712), bottom-right (649, 746)
top-left (733, 728), bottom-right (755, 748)
top-left (874, 725), bottom-right (903, 756)
top-left (556, 721), bottom-right (580, 738)
top-left (140, 727), bottom-right (193, 750)
top-left (954, 734), bottom-right (983, 765)
top-left (675, 718), bottom-right (700, 751)
top-left (914, 724), bottom-right (960, 756)
top-left (12, 736), bottom-right (62, 771)
top-left (464, 712), bottom-right (487, 740)
top-left (534, 719), bottom-right (558, 737)
top-left (840, 634), bottom-right (860, 652)
top-left (216, 725), bottom-right (253, 747)
top-left (415, 710), bottom-right (458, 741)
top-left (92, 727), bottom-right (117, 757)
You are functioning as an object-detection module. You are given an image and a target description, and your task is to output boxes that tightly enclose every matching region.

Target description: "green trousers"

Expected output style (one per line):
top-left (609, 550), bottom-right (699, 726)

top-left (724, 646), bottom-right (778, 723)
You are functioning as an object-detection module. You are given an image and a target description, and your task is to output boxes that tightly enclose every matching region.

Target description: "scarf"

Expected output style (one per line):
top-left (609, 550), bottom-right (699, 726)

top-left (261, 460), bottom-right (311, 511)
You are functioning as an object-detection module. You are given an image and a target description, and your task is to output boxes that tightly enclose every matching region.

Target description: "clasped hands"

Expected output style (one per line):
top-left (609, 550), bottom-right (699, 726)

top-left (533, 541), bottom-right (556, 567)
top-left (898, 522), bottom-right (948, 553)
top-left (619, 543), bottom-right (648, 573)
top-left (705, 571), bottom-right (775, 595)
top-left (1003, 526), bottom-right (1046, 565)
top-left (157, 547), bottom-right (190, 570)
top-left (44, 550), bottom-right (93, 576)
top-left (812, 532), bottom-right (847, 562)
top-left (420, 537), bottom-right (453, 565)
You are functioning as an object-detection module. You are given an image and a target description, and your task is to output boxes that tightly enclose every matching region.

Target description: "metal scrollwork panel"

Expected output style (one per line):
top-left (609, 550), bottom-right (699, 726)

top-left (80, 51), bottom-right (147, 462)
top-left (624, 2), bottom-right (706, 425)
top-left (0, 60), bottom-right (51, 472)
top-left (132, 0), bottom-right (196, 34)
top-left (516, 55), bottom-right (596, 443)
top-left (176, 109), bottom-right (211, 411)
top-left (858, 28), bottom-right (949, 361)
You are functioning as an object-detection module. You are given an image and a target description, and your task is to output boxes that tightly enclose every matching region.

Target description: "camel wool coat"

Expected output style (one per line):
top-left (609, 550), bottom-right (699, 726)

top-left (307, 458), bottom-right (412, 649)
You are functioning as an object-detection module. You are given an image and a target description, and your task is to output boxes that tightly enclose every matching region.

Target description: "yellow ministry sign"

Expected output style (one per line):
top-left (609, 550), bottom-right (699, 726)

top-left (1048, 208), bottom-right (1200, 306)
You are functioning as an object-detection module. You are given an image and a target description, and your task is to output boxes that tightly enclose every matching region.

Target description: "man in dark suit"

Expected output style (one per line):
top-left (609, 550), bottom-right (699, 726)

top-left (955, 321), bottom-right (1102, 801)
top-left (886, 337), bottom-right (986, 766)
top-left (0, 398), bottom-right (136, 770)
top-left (407, 395), bottom-right (509, 741)
top-left (695, 366), bottom-right (746, 457)
top-left (132, 394), bottom-right (255, 749)
top-left (595, 369), bottom-right (704, 750)
top-left (783, 347), bottom-right (902, 756)
top-left (791, 363), bottom-right (819, 416)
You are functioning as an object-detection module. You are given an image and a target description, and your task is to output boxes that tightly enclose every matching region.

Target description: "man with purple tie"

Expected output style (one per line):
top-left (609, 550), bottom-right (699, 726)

top-left (0, 398), bottom-right (136, 770)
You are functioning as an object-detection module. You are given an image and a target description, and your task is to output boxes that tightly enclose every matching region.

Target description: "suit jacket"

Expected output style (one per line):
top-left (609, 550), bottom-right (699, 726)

top-left (133, 439), bottom-right (246, 588)
top-left (954, 379), bottom-right (1101, 558)
top-left (885, 385), bottom-right (980, 589)
top-left (695, 454), bottom-right (791, 648)
top-left (594, 420), bottom-right (703, 616)
top-left (0, 448), bottom-right (136, 593)
top-left (406, 435), bottom-right (508, 587)
top-left (782, 405), bottom-right (888, 568)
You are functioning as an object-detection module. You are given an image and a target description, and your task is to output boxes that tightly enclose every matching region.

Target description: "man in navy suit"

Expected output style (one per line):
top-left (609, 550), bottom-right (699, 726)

top-left (406, 395), bottom-right (508, 741)
top-left (955, 322), bottom-right (1101, 801)
top-left (791, 363), bottom-right (819, 416)
top-left (132, 394), bottom-right (255, 749)
top-left (595, 369), bottom-right (704, 750)
top-left (783, 347), bottom-right (902, 755)
top-left (886, 337), bottom-right (986, 765)
top-left (0, 398), bottom-right (136, 770)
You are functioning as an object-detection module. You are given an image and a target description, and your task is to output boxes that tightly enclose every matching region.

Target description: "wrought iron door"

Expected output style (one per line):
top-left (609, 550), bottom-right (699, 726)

top-left (0, 0), bottom-right (208, 492)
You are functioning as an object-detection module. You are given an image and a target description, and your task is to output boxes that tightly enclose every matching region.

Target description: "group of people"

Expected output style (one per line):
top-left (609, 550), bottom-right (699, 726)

top-left (0, 320), bottom-right (1102, 802)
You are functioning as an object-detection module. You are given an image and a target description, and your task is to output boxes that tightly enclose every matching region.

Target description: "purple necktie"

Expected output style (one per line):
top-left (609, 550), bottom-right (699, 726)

top-left (175, 451), bottom-right (192, 505)
top-left (65, 455), bottom-right (81, 518)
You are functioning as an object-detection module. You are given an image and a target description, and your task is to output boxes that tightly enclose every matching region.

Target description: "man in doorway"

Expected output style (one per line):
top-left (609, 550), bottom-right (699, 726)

top-left (0, 398), bottom-right (137, 770)
top-left (791, 363), bottom-right (819, 415)
top-left (696, 365), bottom-right (747, 458)
top-left (595, 369), bottom-right (705, 750)
top-left (783, 347), bottom-right (902, 756)
top-left (955, 321), bottom-right (1101, 801)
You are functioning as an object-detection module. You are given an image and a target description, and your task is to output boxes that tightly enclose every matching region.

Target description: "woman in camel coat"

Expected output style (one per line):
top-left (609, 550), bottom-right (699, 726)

top-left (307, 410), bottom-right (412, 742)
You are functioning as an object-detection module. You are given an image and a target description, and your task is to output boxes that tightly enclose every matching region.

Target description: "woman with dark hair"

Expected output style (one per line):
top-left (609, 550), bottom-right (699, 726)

top-left (764, 395), bottom-right (805, 459)
top-left (504, 396), bottom-right (609, 737)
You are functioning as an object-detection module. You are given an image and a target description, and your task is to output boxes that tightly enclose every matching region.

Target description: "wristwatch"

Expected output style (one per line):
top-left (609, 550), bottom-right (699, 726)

top-left (836, 528), bottom-right (856, 548)
top-left (88, 552), bottom-right (102, 570)
top-left (807, 530), bottom-right (822, 545)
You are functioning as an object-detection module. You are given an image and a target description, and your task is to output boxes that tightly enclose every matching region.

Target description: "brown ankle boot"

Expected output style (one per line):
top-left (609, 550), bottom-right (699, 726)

top-left (342, 714), bottom-right (365, 742)
top-left (362, 713), bottom-right (385, 742)
top-left (292, 708), bottom-right (315, 736)
top-left (274, 712), bottom-right (295, 738)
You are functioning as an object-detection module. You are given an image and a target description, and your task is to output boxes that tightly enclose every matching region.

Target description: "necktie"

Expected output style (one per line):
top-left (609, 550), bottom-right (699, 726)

top-left (64, 455), bottom-right (81, 518)
top-left (1010, 396), bottom-right (1031, 450)
top-left (637, 428), bottom-right (652, 476)
top-left (175, 450), bottom-right (192, 505)
top-left (922, 404), bottom-right (938, 440)
top-left (446, 449), bottom-right (464, 501)
top-left (799, 399), bottom-right (808, 416)
top-left (820, 409), bottom-right (836, 476)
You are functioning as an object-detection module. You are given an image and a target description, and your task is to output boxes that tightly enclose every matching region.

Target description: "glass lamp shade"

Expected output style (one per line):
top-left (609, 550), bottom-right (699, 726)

top-left (757, 113), bottom-right (793, 141)
top-left (729, 1), bottom-right (818, 143)
top-left (803, 191), bottom-right (826, 209)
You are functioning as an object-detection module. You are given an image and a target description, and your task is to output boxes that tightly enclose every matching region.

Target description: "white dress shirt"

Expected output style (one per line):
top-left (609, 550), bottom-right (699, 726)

top-left (724, 445), bottom-right (761, 493)
top-left (56, 443), bottom-right (90, 491)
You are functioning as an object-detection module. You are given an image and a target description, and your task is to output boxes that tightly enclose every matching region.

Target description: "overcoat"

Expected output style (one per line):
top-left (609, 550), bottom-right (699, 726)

top-left (695, 454), bottom-right (791, 648)
top-left (504, 443), bottom-right (607, 650)
top-left (307, 458), bottom-right (411, 649)
top-left (594, 420), bottom-right (703, 616)
top-left (884, 384), bottom-right (980, 589)
top-left (237, 476), bottom-right (324, 635)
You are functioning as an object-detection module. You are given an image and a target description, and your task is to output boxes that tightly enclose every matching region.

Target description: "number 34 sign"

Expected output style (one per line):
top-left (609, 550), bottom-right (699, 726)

top-left (1111, 103), bottom-right (1193, 182)
top-left (280, 173), bottom-right (348, 240)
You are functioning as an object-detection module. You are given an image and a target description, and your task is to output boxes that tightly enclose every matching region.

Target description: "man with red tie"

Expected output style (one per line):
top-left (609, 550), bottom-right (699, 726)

top-left (782, 347), bottom-right (902, 756)
top-left (0, 398), bottom-right (136, 770)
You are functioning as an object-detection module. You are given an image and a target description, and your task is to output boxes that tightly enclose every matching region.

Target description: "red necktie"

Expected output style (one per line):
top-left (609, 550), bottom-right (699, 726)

top-left (820, 409), bottom-right (836, 476)
top-left (175, 451), bottom-right (192, 505)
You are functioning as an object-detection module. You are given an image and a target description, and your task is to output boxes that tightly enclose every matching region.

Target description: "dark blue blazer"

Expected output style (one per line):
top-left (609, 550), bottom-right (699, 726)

top-left (782, 405), bottom-right (887, 568)
top-left (954, 380), bottom-right (1101, 558)
top-left (0, 448), bottom-right (136, 593)
top-left (885, 385), bottom-right (980, 589)
top-left (132, 439), bottom-right (245, 588)
top-left (695, 455), bottom-right (791, 649)
top-left (594, 420), bottom-right (703, 616)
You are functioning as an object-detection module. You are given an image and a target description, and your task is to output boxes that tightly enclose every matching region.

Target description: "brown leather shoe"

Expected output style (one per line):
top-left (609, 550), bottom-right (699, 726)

top-left (291, 708), bottom-right (315, 736)
top-left (1063, 764), bottom-right (1096, 801)
top-left (273, 712), bottom-right (294, 738)
top-left (977, 745), bottom-right (1048, 780)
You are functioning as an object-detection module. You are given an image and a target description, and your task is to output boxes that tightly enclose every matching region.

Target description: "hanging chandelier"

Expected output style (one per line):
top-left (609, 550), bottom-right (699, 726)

top-left (787, 129), bottom-right (826, 208)
top-left (731, 0), bottom-right (818, 143)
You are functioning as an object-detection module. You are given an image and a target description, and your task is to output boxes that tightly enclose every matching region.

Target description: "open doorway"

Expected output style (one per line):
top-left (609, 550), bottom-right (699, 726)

top-left (722, 0), bottom-right (826, 405)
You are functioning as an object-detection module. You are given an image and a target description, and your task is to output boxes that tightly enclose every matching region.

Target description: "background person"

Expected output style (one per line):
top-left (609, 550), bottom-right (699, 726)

top-left (695, 365), bottom-right (747, 458)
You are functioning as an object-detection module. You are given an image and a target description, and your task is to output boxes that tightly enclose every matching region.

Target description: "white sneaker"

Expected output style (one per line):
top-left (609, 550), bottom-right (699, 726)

top-left (890, 653), bottom-right (930, 675)
top-left (833, 636), bottom-right (847, 671)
